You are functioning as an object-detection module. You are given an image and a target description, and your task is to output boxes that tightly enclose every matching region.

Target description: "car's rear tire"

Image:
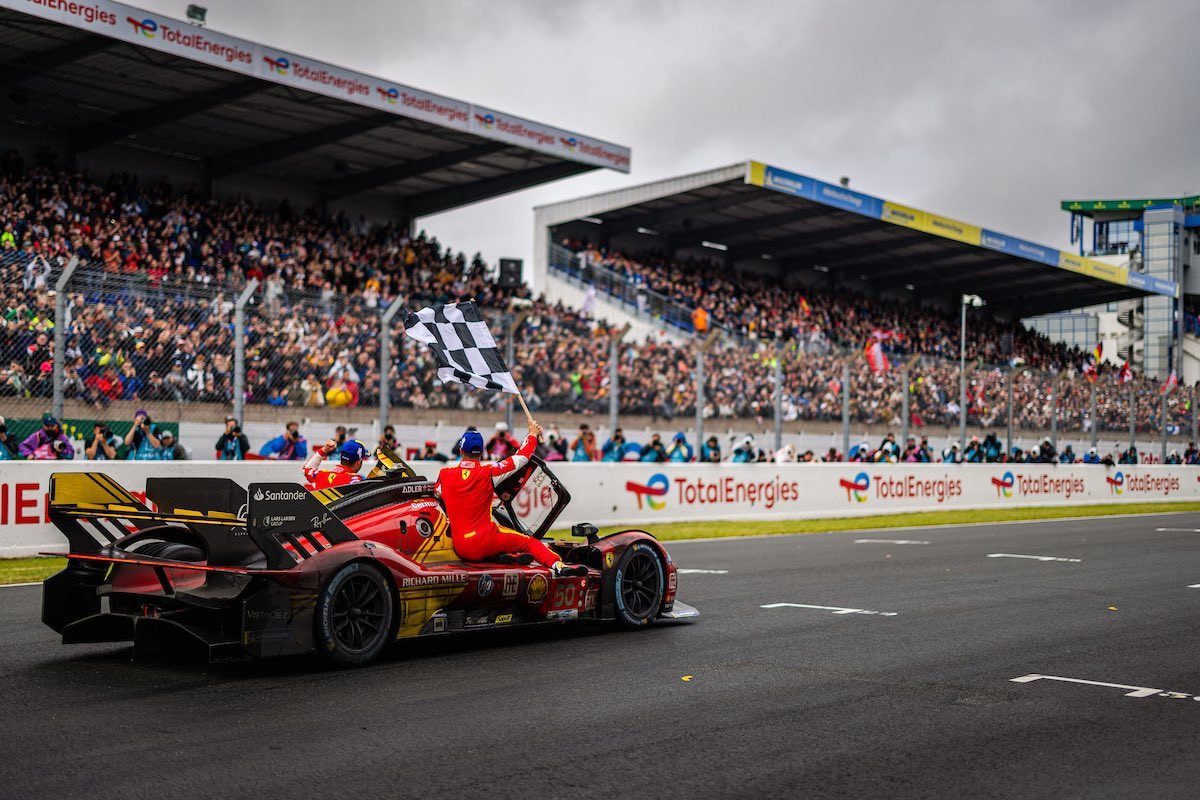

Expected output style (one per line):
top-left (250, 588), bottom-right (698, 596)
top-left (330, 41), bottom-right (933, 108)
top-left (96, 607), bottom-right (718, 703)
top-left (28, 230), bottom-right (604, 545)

top-left (613, 543), bottom-right (664, 629)
top-left (315, 561), bottom-right (394, 667)
top-left (134, 540), bottom-right (206, 562)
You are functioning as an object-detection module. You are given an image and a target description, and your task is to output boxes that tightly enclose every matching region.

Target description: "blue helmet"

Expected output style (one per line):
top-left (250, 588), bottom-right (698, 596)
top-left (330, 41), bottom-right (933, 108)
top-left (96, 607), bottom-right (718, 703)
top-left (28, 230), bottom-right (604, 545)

top-left (459, 429), bottom-right (484, 455)
top-left (340, 439), bottom-right (369, 464)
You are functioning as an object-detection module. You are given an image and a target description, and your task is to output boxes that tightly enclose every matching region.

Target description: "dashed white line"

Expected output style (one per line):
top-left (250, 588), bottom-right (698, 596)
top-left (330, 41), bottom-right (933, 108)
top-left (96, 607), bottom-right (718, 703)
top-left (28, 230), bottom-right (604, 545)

top-left (1188, 584), bottom-right (1200, 589)
top-left (854, 539), bottom-right (930, 545)
top-left (1155, 528), bottom-right (1200, 532)
top-left (761, 602), bottom-right (898, 617)
top-left (0, 581), bottom-right (42, 589)
top-left (676, 568), bottom-right (729, 574)
top-left (987, 553), bottom-right (1082, 563)
top-left (1010, 674), bottom-right (1163, 697)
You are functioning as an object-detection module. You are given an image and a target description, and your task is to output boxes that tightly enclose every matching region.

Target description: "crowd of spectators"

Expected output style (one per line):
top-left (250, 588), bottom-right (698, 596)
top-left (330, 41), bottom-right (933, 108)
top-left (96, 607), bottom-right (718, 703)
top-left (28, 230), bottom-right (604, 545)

top-left (0, 156), bottom-right (1193, 444)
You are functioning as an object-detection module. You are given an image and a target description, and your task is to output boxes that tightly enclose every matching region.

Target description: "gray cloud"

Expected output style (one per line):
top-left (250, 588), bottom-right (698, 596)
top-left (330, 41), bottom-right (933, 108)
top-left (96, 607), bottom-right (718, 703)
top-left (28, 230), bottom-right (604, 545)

top-left (140, 0), bottom-right (1200, 270)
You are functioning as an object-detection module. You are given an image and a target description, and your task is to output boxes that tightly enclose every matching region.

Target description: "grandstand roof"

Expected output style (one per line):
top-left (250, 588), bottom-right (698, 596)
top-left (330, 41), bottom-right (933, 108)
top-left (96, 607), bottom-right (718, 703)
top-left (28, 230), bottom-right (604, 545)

top-left (0, 1), bottom-right (630, 218)
top-left (534, 162), bottom-right (1177, 318)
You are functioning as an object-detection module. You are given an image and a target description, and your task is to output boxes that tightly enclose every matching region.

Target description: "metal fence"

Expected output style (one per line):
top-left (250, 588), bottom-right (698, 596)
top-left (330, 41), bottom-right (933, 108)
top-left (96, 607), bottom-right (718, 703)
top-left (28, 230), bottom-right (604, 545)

top-left (2, 247), bottom-right (1196, 461)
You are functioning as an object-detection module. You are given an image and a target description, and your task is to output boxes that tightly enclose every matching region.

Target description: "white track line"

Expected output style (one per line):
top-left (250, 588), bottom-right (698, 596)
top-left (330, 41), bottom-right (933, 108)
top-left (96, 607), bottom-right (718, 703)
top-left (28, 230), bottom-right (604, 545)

top-left (669, 510), bottom-right (1200, 545)
top-left (0, 582), bottom-right (42, 589)
top-left (987, 553), bottom-right (1082, 563)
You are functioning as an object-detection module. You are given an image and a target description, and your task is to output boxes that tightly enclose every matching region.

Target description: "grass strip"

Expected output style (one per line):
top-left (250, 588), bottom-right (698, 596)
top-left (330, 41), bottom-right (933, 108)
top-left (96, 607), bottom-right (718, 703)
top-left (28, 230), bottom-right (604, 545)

top-left (0, 556), bottom-right (66, 586)
top-left (566, 502), bottom-right (1200, 542)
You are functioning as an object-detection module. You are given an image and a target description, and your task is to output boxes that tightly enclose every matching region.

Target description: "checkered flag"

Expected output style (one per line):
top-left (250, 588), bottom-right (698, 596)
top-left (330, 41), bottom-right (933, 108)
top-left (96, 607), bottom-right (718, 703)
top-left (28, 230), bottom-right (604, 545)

top-left (401, 302), bottom-right (519, 394)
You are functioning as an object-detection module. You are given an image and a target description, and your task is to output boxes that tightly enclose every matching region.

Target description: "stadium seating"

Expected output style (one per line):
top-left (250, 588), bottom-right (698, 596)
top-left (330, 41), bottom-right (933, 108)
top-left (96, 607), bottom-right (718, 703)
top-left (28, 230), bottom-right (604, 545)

top-left (0, 161), bottom-right (1189, 448)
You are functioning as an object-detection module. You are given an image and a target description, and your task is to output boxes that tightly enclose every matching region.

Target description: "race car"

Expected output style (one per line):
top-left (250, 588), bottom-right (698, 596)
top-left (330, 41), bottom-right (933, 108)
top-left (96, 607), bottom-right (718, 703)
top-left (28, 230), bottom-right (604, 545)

top-left (40, 450), bottom-right (697, 667)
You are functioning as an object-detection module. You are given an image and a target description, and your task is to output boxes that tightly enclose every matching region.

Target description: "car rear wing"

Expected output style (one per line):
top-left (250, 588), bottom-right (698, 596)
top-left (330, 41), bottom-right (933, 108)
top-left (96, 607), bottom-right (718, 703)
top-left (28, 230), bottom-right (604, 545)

top-left (48, 474), bottom-right (359, 571)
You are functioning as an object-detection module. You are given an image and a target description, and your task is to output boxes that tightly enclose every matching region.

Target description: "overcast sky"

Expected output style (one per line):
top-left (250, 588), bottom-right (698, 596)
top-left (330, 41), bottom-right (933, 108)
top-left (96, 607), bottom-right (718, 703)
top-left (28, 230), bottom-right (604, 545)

top-left (140, 0), bottom-right (1200, 268)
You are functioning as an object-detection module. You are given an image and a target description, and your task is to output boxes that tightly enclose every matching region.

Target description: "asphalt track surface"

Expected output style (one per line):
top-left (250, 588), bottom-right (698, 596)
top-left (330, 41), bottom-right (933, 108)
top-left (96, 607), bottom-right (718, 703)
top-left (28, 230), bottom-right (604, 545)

top-left (2, 513), bottom-right (1200, 799)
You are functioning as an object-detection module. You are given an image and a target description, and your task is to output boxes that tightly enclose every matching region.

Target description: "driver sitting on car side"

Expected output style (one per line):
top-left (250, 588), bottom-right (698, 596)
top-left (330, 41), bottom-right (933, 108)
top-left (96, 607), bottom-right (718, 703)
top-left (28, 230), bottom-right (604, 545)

top-left (437, 422), bottom-right (586, 577)
top-left (303, 439), bottom-right (369, 489)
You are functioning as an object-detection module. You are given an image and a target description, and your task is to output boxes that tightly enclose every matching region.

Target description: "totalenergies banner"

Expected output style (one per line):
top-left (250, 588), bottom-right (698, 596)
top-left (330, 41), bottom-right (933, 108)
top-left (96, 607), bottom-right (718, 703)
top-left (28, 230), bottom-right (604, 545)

top-left (744, 161), bottom-right (1170, 298)
top-left (3, 461), bottom-right (1197, 558)
top-left (3, 0), bottom-right (631, 172)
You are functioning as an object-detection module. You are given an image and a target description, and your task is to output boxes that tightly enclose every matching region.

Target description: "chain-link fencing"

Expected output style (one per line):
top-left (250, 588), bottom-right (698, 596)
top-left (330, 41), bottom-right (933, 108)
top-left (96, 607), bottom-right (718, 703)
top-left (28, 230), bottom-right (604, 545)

top-left (3, 247), bottom-right (1198, 462)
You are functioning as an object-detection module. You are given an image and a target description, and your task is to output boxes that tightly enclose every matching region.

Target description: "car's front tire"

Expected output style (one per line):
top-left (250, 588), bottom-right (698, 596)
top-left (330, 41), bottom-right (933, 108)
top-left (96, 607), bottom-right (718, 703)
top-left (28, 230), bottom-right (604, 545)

top-left (315, 561), bottom-right (394, 667)
top-left (613, 543), bottom-right (664, 629)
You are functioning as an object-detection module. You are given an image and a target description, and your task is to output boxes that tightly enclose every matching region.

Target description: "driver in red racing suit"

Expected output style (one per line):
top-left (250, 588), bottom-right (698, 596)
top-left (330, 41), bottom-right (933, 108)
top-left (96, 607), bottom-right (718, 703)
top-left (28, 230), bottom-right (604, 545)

top-left (303, 439), bottom-right (369, 489)
top-left (437, 422), bottom-right (587, 577)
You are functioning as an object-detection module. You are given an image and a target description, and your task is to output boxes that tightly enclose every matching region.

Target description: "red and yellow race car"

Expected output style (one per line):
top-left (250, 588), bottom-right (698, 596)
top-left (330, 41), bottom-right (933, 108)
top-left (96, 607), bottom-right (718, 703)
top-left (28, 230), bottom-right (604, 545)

top-left (41, 450), bottom-right (697, 667)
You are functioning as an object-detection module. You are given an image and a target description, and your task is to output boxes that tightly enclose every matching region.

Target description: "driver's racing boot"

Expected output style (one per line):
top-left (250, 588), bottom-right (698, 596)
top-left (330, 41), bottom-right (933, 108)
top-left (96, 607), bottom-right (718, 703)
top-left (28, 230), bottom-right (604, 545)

top-left (552, 561), bottom-right (588, 577)
top-left (495, 553), bottom-right (535, 565)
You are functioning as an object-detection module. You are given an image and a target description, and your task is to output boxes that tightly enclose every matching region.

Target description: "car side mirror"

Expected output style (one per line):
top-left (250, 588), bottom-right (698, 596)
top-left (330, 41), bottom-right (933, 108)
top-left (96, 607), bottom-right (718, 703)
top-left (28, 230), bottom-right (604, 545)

top-left (572, 522), bottom-right (599, 545)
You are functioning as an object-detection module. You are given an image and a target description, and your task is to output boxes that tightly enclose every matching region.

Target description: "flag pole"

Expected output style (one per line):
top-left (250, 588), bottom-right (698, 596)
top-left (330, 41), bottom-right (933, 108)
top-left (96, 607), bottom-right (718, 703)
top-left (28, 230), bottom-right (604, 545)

top-left (516, 392), bottom-right (536, 429)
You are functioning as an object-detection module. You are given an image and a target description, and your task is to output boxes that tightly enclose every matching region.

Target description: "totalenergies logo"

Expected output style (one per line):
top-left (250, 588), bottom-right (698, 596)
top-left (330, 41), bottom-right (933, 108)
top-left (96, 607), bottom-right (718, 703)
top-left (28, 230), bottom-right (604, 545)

top-left (263, 55), bottom-right (290, 75)
top-left (626, 473), bottom-right (669, 511)
top-left (127, 16), bottom-right (157, 37)
top-left (559, 136), bottom-right (578, 151)
top-left (839, 472), bottom-right (870, 503)
top-left (377, 86), bottom-right (400, 105)
top-left (991, 471), bottom-right (1015, 498)
top-left (1106, 471), bottom-right (1125, 494)
top-left (475, 113), bottom-right (496, 129)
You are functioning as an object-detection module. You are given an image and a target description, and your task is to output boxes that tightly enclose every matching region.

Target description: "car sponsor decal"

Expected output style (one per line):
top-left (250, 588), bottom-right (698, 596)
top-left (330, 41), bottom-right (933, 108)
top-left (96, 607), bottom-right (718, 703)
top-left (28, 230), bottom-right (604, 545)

top-left (502, 572), bottom-right (518, 598)
top-left (604, 551), bottom-right (615, 568)
top-left (495, 613), bottom-right (513, 624)
top-left (547, 609), bottom-right (578, 620)
top-left (400, 573), bottom-right (467, 587)
top-left (477, 574), bottom-right (494, 598)
top-left (527, 574), bottom-right (548, 603)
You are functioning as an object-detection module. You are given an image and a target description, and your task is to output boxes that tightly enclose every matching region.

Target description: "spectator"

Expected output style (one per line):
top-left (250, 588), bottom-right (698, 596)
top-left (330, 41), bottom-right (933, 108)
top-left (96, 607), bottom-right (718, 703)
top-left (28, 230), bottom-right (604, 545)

top-left (601, 428), bottom-right (628, 462)
top-left (730, 435), bottom-right (759, 463)
top-left (123, 409), bottom-right (162, 460)
top-left (378, 424), bottom-right (398, 454)
top-left (259, 422), bottom-right (308, 460)
top-left (874, 432), bottom-right (899, 463)
top-left (571, 425), bottom-right (600, 462)
top-left (215, 416), bottom-right (250, 460)
top-left (983, 433), bottom-right (1002, 463)
top-left (19, 412), bottom-right (74, 459)
top-left (419, 440), bottom-right (448, 462)
top-left (666, 432), bottom-right (693, 462)
top-left (0, 416), bottom-right (16, 460)
top-left (1185, 442), bottom-right (1200, 466)
top-left (941, 442), bottom-right (961, 463)
top-left (700, 435), bottom-right (721, 463)
top-left (1058, 444), bottom-right (1076, 464)
top-left (1166, 448), bottom-right (1183, 465)
top-left (639, 433), bottom-right (668, 463)
top-left (486, 422), bottom-right (520, 461)
top-left (85, 423), bottom-right (120, 460)
top-left (1082, 446), bottom-right (1101, 465)
top-left (158, 429), bottom-right (187, 460)
top-left (542, 429), bottom-right (567, 461)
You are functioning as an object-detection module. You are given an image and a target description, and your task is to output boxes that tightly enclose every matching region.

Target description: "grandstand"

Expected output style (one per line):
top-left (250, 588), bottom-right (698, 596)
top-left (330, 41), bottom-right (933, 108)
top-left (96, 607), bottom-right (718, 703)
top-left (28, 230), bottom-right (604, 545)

top-left (0, 0), bottom-right (629, 226)
top-left (1, 2), bottom-right (1196, 466)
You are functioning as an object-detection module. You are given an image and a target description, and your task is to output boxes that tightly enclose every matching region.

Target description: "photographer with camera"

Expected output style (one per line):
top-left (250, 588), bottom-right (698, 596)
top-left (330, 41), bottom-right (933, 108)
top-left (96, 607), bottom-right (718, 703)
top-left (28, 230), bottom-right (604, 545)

top-left (0, 416), bottom-right (17, 461)
top-left (259, 421), bottom-right (308, 460)
top-left (215, 416), bottom-right (250, 460)
top-left (124, 408), bottom-right (162, 460)
top-left (378, 424), bottom-right (399, 454)
top-left (19, 412), bottom-right (75, 460)
top-left (85, 422), bottom-right (121, 460)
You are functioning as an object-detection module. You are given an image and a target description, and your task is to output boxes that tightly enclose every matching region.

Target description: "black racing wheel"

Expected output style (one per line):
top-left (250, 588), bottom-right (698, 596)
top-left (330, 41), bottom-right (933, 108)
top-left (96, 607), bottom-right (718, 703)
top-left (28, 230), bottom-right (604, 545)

top-left (133, 540), bottom-right (205, 562)
top-left (315, 561), bottom-right (395, 667)
top-left (613, 543), bottom-right (664, 629)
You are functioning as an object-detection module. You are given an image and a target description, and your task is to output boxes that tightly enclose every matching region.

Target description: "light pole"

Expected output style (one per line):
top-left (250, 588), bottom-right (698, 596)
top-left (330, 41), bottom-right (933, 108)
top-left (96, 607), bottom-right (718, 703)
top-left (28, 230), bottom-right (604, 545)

top-left (960, 294), bottom-right (984, 451)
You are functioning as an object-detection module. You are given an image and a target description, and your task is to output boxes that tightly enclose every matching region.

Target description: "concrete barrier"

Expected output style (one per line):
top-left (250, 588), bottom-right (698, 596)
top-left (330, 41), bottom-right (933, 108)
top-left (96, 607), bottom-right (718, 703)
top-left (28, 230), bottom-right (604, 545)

top-left (2, 461), bottom-right (1196, 557)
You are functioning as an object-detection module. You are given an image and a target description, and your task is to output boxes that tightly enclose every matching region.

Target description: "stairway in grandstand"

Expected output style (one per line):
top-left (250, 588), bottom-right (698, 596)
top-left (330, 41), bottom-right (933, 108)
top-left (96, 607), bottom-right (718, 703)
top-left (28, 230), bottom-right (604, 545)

top-left (544, 244), bottom-right (696, 345)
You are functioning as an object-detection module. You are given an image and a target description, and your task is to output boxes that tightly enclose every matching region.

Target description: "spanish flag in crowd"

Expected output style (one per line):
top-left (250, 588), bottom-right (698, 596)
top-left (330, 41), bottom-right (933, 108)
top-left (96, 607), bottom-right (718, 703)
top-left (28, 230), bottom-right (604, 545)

top-left (799, 296), bottom-right (811, 316)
